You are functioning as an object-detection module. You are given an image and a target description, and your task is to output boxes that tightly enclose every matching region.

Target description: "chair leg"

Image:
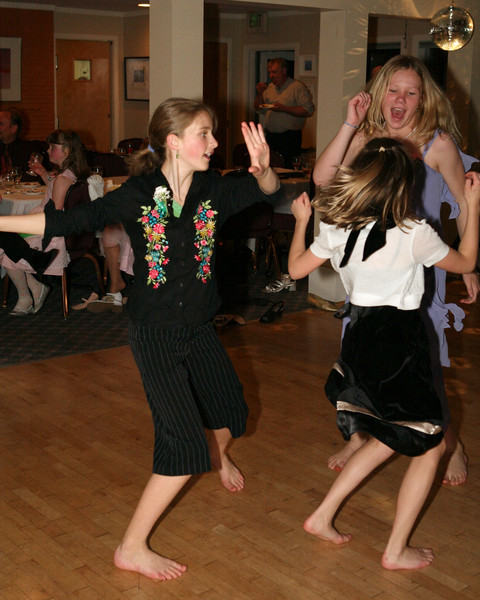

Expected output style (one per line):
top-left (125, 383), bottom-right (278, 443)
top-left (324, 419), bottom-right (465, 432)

top-left (2, 274), bottom-right (9, 309)
top-left (62, 269), bottom-right (68, 318)
top-left (266, 235), bottom-right (282, 279)
top-left (85, 253), bottom-right (105, 297)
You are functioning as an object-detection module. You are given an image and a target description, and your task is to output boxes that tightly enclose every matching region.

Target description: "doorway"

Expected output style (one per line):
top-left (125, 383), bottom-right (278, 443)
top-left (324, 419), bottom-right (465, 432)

top-left (56, 39), bottom-right (112, 152)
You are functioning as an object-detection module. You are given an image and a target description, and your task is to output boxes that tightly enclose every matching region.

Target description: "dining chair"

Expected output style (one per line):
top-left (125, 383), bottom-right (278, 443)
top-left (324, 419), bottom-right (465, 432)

top-left (117, 137), bottom-right (144, 154)
top-left (61, 181), bottom-right (105, 317)
top-left (219, 199), bottom-right (281, 280)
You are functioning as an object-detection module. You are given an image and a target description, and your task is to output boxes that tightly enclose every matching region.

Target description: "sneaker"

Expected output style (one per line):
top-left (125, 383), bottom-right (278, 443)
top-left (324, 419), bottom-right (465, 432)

top-left (86, 292), bottom-right (123, 314)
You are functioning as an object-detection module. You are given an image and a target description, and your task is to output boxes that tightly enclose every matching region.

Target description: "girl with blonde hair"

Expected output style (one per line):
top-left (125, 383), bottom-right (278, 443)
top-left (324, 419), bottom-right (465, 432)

top-left (313, 55), bottom-right (478, 485)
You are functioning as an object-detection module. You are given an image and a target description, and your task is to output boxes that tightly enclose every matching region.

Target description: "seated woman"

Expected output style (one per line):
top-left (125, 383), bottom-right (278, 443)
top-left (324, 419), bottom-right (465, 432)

top-left (89, 224), bottom-right (134, 312)
top-left (1, 129), bottom-right (90, 315)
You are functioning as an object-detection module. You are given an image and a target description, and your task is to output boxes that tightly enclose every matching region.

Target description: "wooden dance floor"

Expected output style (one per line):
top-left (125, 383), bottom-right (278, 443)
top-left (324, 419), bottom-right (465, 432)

top-left (1, 279), bottom-right (479, 599)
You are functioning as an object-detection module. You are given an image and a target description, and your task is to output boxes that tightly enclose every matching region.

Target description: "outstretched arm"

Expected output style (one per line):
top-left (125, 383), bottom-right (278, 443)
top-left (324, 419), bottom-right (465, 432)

top-left (288, 192), bottom-right (326, 279)
top-left (435, 172), bottom-right (480, 274)
top-left (312, 92), bottom-right (371, 187)
top-left (0, 213), bottom-right (46, 235)
top-left (241, 121), bottom-right (279, 194)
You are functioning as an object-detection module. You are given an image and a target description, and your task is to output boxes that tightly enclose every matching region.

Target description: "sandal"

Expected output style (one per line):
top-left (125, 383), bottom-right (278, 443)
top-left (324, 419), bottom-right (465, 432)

top-left (265, 274), bottom-right (296, 293)
top-left (259, 301), bottom-right (285, 323)
top-left (72, 292), bottom-right (99, 311)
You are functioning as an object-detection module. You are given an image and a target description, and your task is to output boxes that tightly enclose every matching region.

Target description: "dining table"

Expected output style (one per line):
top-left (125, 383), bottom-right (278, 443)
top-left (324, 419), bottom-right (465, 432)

top-left (0, 182), bottom-right (45, 216)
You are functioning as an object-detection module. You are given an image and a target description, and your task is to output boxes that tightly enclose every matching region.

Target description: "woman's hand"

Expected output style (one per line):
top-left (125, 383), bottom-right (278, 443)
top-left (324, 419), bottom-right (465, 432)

top-left (28, 159), bottom-right (47, 179)
top-left (241, 121), bottom-right (270, 177)
top-left (345, 92), bottom-right (371, 128)
top-left (291, 192), bottom-right (312, 224)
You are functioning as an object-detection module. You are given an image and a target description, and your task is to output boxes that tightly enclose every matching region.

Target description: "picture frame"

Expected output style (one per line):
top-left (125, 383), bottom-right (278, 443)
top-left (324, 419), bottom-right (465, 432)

top-left (298, 54), bottom-right (316, 78)
top-left (124, 57), bottom-right (149, 101)
top-left (0, 37), bottom-right (22, 101)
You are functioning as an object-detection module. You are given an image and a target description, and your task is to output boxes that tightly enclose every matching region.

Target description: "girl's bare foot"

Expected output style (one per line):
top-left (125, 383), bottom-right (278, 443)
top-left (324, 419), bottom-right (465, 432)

top-left (442, 447), bottom-right (468, 486)
top-left (114, 544), bottom-right (187, 580)
top-left (327, 436), bottom-right (367, 472)
top-left (381, 546), bottom-right (434, 570)
top-left (303, 514), bottom-right (352, 545)
top-left (215, 454), bottom-right (245, 492)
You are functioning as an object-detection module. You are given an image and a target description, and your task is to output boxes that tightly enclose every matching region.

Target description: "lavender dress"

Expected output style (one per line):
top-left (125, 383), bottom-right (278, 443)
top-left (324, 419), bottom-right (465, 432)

top-left (412, 130), bottom-right (476, 423)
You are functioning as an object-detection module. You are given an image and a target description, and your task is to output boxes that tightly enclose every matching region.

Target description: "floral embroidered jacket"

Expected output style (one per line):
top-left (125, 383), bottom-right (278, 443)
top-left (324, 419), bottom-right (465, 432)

top-left (44, 168), bottom-right (282, 326)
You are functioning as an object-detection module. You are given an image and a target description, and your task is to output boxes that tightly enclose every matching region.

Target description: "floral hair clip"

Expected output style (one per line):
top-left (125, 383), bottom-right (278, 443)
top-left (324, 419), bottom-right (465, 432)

top-left (379, 146), bottom-right (386, 152)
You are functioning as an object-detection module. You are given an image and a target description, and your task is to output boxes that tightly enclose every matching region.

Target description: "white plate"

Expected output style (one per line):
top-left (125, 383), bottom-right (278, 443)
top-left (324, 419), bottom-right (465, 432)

top-left (19, 182), bottom-right (38, 188)
top-left (259, 103), bottom-right (275, 109)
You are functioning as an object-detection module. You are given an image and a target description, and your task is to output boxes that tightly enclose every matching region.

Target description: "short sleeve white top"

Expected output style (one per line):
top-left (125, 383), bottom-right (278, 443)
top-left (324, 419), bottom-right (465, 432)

top-left (309, 218), bottom-right (449, 310)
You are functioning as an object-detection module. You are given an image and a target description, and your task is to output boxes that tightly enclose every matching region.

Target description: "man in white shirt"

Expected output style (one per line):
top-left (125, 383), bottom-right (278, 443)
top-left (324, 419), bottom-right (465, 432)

top-left (255, 58), bottom-right (315, 168)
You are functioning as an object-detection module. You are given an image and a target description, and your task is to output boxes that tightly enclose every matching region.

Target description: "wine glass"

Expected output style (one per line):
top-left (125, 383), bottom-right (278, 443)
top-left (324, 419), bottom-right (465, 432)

top-left (27, 152), bottom-right (44, 176)
top-left (90, 166), bottom-right (104, 177)
top-left (11, 166), bottom-right (23, 185)
top-left (2, 173), bottom-right (15, 195)
top-left (292, 156), bottom-right (302, 171)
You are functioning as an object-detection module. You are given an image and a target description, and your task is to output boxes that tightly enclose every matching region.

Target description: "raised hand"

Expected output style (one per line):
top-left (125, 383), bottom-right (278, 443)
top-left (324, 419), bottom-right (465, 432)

top-left (346, 92), bottom-right (372, 127)
top-left (291, 192), bottom-right (312, 224)
top-left (241, 121), bottom-right (270, 178)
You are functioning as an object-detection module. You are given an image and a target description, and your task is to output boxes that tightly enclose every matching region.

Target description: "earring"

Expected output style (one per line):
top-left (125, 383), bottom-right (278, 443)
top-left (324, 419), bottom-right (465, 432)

top-left (176, 152), bottom-right (179, 159)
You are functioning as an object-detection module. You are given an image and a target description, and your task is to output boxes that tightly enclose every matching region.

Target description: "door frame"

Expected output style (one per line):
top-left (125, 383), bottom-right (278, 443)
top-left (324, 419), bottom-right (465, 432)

top-left (54, 33), bottom-right (120, 149)
top-left (204, 36), bottom-right (233, 165)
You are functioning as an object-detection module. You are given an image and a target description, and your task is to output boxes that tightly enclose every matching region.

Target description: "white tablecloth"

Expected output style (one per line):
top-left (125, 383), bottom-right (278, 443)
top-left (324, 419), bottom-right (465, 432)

top-left (0, 186), bottom-right (45, 215)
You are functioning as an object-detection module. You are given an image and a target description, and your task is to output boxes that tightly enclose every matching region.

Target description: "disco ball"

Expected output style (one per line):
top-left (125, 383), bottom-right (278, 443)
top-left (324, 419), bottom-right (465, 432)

top-left (430, 5), bottom-right (474, 51)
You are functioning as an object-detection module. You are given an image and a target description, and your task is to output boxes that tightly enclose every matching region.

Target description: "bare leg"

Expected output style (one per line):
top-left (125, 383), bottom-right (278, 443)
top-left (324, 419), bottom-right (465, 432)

top-left (208, 427), bottom-right (245, 492)
top-left (103, 243), bottom-right (126, 294)
top-left (442, 427), bottom-right (467, 486)
top-left (305, 437), bottom-right (395, 544)
top-left (382, 439), bottom-right (445, 570)
top-left (327, 431), bottom-right (369, 472)
top-left (114, 473), bottom-right (190, 580)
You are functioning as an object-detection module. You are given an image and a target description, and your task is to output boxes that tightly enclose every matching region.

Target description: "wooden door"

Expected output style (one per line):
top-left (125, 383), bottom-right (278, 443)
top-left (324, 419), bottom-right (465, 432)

top-left (203, 41), bottom-right (228, 168)
top-left (56, 39), bottom-right (111, 152)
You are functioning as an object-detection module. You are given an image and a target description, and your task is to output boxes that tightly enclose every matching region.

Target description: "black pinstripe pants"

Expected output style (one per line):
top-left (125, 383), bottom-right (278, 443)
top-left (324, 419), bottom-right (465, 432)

top-left (128, 321), bottom-right (248, 476)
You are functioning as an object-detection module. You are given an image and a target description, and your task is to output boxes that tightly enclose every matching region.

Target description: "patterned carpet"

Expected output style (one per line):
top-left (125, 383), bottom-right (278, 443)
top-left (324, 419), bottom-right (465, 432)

top-left (0, 247), bottom-right (317, 368)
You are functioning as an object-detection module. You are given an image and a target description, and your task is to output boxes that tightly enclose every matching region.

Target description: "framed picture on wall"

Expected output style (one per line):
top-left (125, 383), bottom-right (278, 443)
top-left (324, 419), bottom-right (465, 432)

top-left (124, 57), bottom-right (149, 101)
top-left (0, 37), bottom-right (22, 101)
top-left (299, 55), bottom-right (316, 77)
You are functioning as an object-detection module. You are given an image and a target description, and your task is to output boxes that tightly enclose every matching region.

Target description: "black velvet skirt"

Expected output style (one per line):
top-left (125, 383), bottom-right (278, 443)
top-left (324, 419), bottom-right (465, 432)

top-left (325, 304), bottom-right (444, 456)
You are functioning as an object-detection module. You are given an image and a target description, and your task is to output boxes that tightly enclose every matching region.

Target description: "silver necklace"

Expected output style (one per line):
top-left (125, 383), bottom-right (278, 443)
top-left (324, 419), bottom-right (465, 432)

top-left (402, 126), bottom-right (417, 142)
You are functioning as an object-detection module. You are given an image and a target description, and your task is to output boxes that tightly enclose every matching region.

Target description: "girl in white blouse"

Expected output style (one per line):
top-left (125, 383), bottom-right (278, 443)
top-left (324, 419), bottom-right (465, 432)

top-left (288, 137), bottom-right (480, 570)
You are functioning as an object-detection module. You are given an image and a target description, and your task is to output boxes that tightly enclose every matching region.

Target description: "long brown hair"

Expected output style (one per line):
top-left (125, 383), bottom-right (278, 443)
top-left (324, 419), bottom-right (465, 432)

top-left (46, 129), bottom-right (90, 180)
top-left (314, 138), bottom-right (417, 230)
top-left (360, 55), bottom-right (461, 147)
top-left (128, 97), bottom-right (218, 176)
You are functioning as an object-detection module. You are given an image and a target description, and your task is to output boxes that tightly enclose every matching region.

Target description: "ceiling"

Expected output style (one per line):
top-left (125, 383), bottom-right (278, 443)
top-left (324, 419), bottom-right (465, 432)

top-left (13, 0), bottom-right (303, 15)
